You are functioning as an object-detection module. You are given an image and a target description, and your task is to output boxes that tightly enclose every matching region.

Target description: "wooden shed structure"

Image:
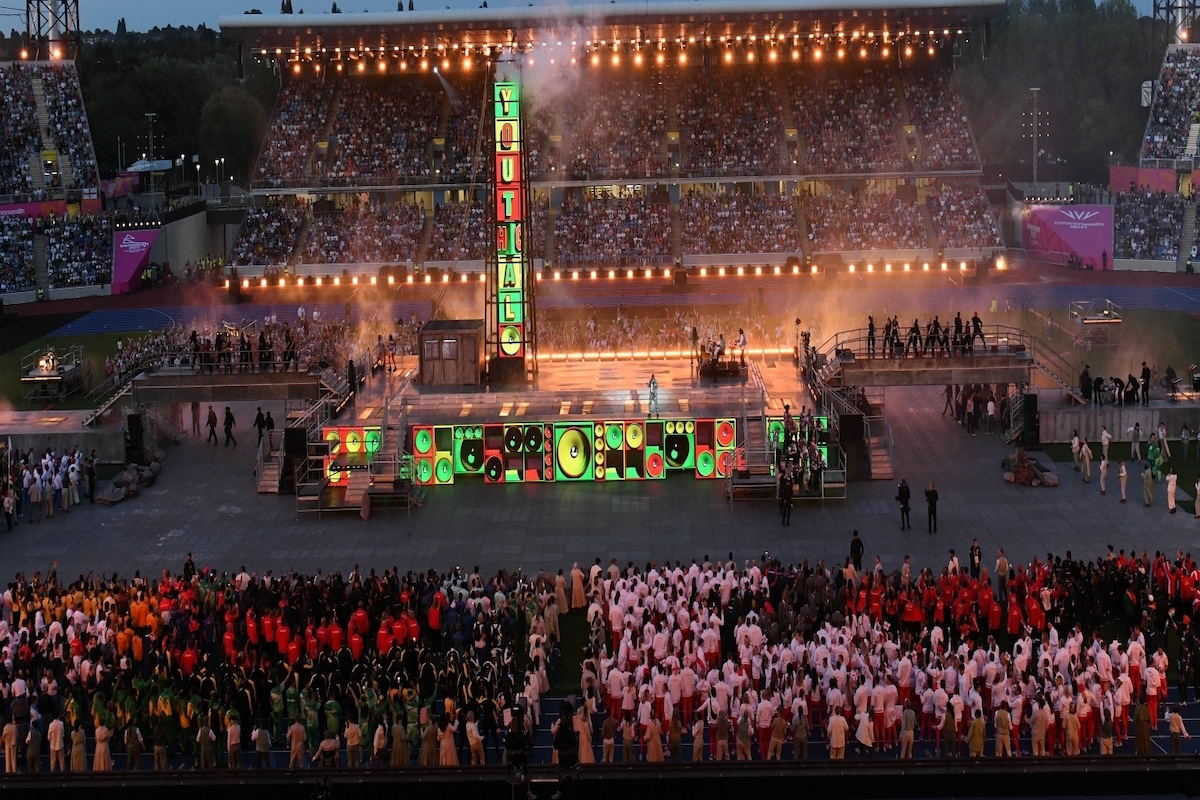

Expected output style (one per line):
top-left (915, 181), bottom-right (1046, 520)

top-left (417, 319), bottom-right (485, 387)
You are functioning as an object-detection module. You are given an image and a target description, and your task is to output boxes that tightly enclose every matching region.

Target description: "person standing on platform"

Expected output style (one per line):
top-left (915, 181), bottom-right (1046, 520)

top-left (1182, 424), bottom-right (1192, 462)
top-left (972, 311), bottom-right (985, 350)
top-left (1144, 466), bottom-right (1155, 508)
top-left (1081, 438), bottom-right (1093, 483)
top-left (253, 408), bottom-right (266, 445)
top-left (867, 316), bottom-right (876, 357)
top-left (850, 530), bottom-right (864, 571)
top-left (223, 407), bottom-right (237, 447)
top-left (1120, 460), bottom-right (1128, 503)
top-left (1100, 455), bottom-right (1109, 495)
top-left (1072, 430), bottom-right (1081, 472)
top-left (1168, 468), bottom-right (1179, 514)
top-left (206, 406), bottom-right (219, 446)
top-left (737, 328), bottom-right (747, 366)
top-left (779, 470), bottom-right (792, 527)
top-left (1129, 423), bottom-right (1142, 462)
top-left (942, 384), bottom-right (954, 416)
top-left (897, 479), bottom-right (911, 530)
top-left (1101, 426), bottom-right (1112, 459)
top-left (969, 540), bottom-right (982, 579)
top-left (1142, 362), bottom-right (1152, 406)
top-left (925, 482), bottom-right (939, 534)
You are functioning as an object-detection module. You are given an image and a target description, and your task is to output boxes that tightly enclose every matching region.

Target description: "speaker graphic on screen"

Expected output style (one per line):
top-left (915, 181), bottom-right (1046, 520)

top-left (644, 420), bottom-right (666, 479)
top-left (554, 424), bottom-right (594, 481)
top-left (433, 426), bottom-right (454, 485)
top-left (483, 424), bottom-right (505, 483)
top-left (502, 424), bottom-right (528, 482)
top-left (412, 426), bottom-right (436, 485)
top-left (694, 419), bottom-right (717, 479)
top-left (715, 418), bottom-right (736, 478)
top-left (623, 420), bottom-right (646, 480)
top-left (454, 426), bottom-right (485, 474)
top-left (523, 424), bottom-right (549, 482)
top-left (663, 419), bottom-right (695, 471)
top-left (598, 422), bottom-right (624, 481)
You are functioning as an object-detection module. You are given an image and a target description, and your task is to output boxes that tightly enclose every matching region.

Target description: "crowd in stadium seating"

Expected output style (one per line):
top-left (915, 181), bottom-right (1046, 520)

top-left (926, 187), bottom-right (1002, 249)
top-left (1142, 47), bottom-right (1200, 160)
top-left (254, 81), bottom-right (332, 187)
top-left (554, 194), bottom-right (673, 266)
top-left (791, 71), bottom-right (904, 174)
top-left (230, 201), bottom-right (306, 267)
top-left (903, 71), bottom-right (979, 170)
top-left (324, 79), bottom-right (439, 185)
top-left (300, 202), bottom-right (426, 265)
top-left (0, 65), bottom-right (39, 195)
top-left (0, 214), bottom-right (35, 292)
top-left (677, 69), bottom-right (783, 177)
top-left (40, 64), bottom-right (99, 187)
top-left (45, 213), bottom-right (112, 288)
top-left (1113, 190), bottom-right (1184, 261)
top-left (562, 70), bottom-right (669, 179)
top-left (681, 191), bottom-right (800, 255)
top-left (442, 92), bottom-right (487, 184)
top-left (803, 189), bottom-right (927, 251)
top-left (426, 201), bottom-right (490, 262)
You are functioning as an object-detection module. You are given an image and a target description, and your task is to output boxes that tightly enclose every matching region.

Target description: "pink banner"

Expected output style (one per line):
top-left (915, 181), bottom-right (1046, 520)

top-left (112, 229), bottom-right (159, 295)
top-left (1022, 204), bottom-right (1114, 270)
top-left (0, 200), bottom-right (67, 220)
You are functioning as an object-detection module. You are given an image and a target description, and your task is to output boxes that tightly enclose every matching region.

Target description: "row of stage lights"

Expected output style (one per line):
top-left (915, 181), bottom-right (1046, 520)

top-left (271, 30), bottom-right (959, 73)
top-left (226, 259), bottom-right (999, 290)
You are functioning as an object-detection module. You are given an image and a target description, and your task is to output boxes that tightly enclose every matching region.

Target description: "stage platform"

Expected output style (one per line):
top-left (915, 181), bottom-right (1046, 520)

top-left (1035, 388), bottom-right (1200, 444)
top-left (394, 355), bottom-right (812, 426)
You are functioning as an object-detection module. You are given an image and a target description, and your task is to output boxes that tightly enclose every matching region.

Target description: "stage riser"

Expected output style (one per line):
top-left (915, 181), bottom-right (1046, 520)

top-left (1039, 405), bottom-right (1199, 445)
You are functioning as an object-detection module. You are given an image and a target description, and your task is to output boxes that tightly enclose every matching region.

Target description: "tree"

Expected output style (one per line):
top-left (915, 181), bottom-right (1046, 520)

top-left (956, 0), bottom-right (1164, 182)
top-left (116, 18), bottom-right (126, 35)
top-left (198, 85), bottom-right (268, 180)
top-left (331, 1), bottom-right (341, 11)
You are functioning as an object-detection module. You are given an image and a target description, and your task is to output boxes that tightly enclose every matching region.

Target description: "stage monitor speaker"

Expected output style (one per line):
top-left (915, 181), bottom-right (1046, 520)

top-left (426, 267), bottom-right (442, 280)
top-left (1022, 393), bottom-right (1040, 449)
top-left (284, 427), bottom-right (308, 460)
top-left (673, 270), bottom-right (688, 285)
top-left (126, 414), bottom-right (145, 464)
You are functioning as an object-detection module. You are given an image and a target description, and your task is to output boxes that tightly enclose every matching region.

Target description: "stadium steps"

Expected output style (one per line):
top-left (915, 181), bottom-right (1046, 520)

top-left (544, 206), bottom-right (557, 266)
top-left (1186, 123), bottom-right (1200, 157)
top-left (868, 434), bottom-right (894, 480)
top-left (415, 214), bottom-right (435, 264)
top-left (794, 195), bottom-right (809, 259)
top-left (33, 233), bottom-right (47, 290)
top-left (31, 76), bottom-right (49, 150)
top-left (670, 204), bottom-right (682, 264)
top-left (58, 143), bottom-right (75, 189)
top-left (919, 203), bottom-right (939, 251)
top-left (288, 214), bottom-right (312, 268)
top-left (1179, 202), bottom-right (1196, 272)
top-left (772, 69), bottom-right (796, 173)
top-left (308, 82), bottom-right (343, 179)
top-left (27, 152), bottom-right (44, 191)
top-left (894, 74), bottom-right (924, 166)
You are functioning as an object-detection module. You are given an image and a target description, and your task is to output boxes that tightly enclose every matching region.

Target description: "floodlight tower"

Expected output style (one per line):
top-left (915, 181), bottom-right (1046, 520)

top-left (26, 0), bottom-right (81, 61)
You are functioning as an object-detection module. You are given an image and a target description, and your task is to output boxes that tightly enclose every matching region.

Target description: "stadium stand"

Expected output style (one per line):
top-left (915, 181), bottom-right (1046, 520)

top-left (0, 214), bottom-right (34, 292)
top-left (44, 213), bottom-right (113, 288)
top-left (0, 64), bottom-right (39, 195)
top-left (680, 190), bottom-right (801, 255)
top-left (253, 79), bottom-right (332, 188)
top-left (300, 201), bottom-right (425, 264)
top-left (553, 193), bottom-right (673, 266)
top-left (926, 185), bottom-right (1002, 248)
top-left (560, 68), bottom-right (669, 179)
top-left (426, 200), bottom-right (490, 261)
top-left (1142, 46), bottom-right (1200, 161)
top-left (323, 77), bottom-right (439, 186)
top-left (40, 63), bottom-right (99, 187)
top-left (1113, 189), bottom-right (1185, 260)
top-left (677, 67), bottom-right (784, 177)
top-left (442, 89), bottom-right (488, 184)
top-left (802, 188), bottom-right (928, 251)
top-left (791, 69), bottom-right (904, 174)
top-left (903, 69), bottom-right (980, 170)
top-left (229, 200), bottom-right (306, 267)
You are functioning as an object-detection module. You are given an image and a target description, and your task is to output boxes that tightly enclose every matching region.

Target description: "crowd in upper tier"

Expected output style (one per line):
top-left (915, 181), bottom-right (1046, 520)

top-left (926, 187), bottom-right (1002, 249)
top-left (1142, 47), bottom-right (1200, 161)
top-left (244, 63), bottom-right (983, 186)
top-left (554, 194), bottom-right (673, 267)
top-left (1113, 190), bottom-right (1184, 261)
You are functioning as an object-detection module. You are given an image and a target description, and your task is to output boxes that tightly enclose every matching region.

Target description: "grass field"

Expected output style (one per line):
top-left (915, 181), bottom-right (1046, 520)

top-left (0, 332), bottom-right (136, 411)
top-left (1039, 441), bottom-right (1198, 514)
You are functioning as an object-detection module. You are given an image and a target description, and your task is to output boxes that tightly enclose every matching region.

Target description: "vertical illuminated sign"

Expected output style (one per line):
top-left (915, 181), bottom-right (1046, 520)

top-left (493, 80), bottom-right (527, 361)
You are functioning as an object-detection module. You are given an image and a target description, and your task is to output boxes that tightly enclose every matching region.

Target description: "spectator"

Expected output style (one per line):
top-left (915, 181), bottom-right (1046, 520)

top-left (791, 70), bottom-right (904, 174)
top-left (553, 192), bottom-right (672, 267)
top-left (44, 213), bottom-right (112, 288)
top-left (803, 188), bottom-right (928, 251)
top-left (903, 70), bottom-right (979, 170)
top-left (678, 68), bottom-right (783, 177)
top-left (681, 190), bottom-right (800, 255)
top-left (301, 201), bottom-right (425, 264)
top-left (1113, 190), bottom-right (1183, 261)
top-left (229, 200), bottom-right (306, 267)
top-left (254, 79), bottom-right (334, 187)
top-left (926, 186), bottom-right (1002, 249)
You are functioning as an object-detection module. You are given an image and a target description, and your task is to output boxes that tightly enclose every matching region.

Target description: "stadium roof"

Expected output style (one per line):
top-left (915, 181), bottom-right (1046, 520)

top-left (220, 0), bottom-right (1002, 52)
